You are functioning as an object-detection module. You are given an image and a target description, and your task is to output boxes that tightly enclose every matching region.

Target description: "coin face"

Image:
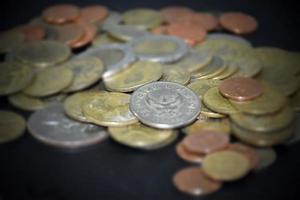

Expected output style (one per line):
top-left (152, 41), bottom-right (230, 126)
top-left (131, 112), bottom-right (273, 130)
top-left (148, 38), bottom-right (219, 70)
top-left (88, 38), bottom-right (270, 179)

top-left (161, 65), bottom-right (190, 85)
top-left (176, 142), bottom-right (204, 164)
top-left (0, 31), bottom-right (24, 53)
top-left (54, 23), bottom-right (84, 46)
top-left (80, 5), bottom-right (108, 24)
top-left (187, 79), bottom-right (221, 99)
top-left (42, 4), bottom-right (80, 24)
top-left (92, 33), bottom-right (123, 47)
top-left (0, 111), bottom-right (26, 143)
top-left (206, 33), bottom-right (252, 47)
top-left (130, 82), bottom-right (201, 129)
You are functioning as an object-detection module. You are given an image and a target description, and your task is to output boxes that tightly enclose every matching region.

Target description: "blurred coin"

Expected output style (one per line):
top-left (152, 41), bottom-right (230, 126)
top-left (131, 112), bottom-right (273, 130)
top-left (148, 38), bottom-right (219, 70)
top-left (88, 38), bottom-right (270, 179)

top-left (206, 33), bottom-right (252, 47)
top-left (15, 25), bottom-right (45, 42)
top-left (71, 21), bottom-right (97, 49)
top-left (80, 5), bottom-right (109, 24)
top-left (55, 23), bottom-right (84, 46)
top-left (187, 79), bottom-right (221, 99)
top-left (0, 31), bottom-right (24, 53)
top-left (102, 11), bottom-right (122, 31)
top-left (161, 65), bottom-right (190, 85)
top-left (151, 25), bottom-right (168, 35)
top-left (42, 4), bottom-right (80, 24)
top-left (176, 142), bottom-right (204, 164)
top-left (201, 104), bottom-right (226, 118)
top-left (254, 148), bottom-right (277, 171)
top-left (160, 6), bottom-right (193, 23)
top-left (183, 118), bottom-right (231, 135)
top-left (107, 25), bottom-right (150, 41)
top-left (190, 12), bottom-right (219, 31)
top-left (8, 93), bottom-right (46, 111)
top-left (232, 52), bottom-right (263, 78)
top-left (92, 33), bottom-right (123, 47)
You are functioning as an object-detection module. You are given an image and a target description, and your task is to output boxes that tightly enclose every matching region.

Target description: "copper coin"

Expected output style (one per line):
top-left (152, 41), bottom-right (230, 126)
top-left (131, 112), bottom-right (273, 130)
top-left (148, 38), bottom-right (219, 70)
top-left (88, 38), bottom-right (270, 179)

top-left (166, 23), bottom-right (207, 46)
top-left (16, 25), bottom-right (45, 42)
top-left (227, 142), bottom-right (260, 169)
top-left (176, 142), bottom-right (204, 164)
top-left (182, 130), bottom-right (229, 154)
top-left (71, 21), bottom-right (97, 49)
top-left (218, 77), bottom-right (264, 101)
top-left (42, 4), bottom-right (80, 24)
top-left (220, 12), bottom-right (258, 34)
top-left (173, 167), bottom-right (222, 196)
top-left (160, 6), bottom-right (193, 23)
top-left (192, 13), bottom-right (219, 31)
top-left (151, 25), bottom-right (168, 35)
top-left (55, 23), bottom-right (84, 46)
top-left (80, 5), bottom-right (109, 24)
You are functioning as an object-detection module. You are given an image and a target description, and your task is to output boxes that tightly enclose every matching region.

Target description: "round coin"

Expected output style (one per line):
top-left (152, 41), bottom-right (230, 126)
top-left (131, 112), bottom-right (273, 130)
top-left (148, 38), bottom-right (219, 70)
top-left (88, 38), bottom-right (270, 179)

top-left (183, 118), bottom-right (231, 135)
top-left (8, 93), bottom-right (46, 111)
top-left (176, 142), bottom-right (205, 164)
top-left (187, 79), bottom-right (221, 99)
top-left (107, 25), bottom-right (150, 42)
top-left (54, 23), bottom-right (84, 46)
top-left (71, 21), bottom-right (97, 49)
top-left (42, 4), bottom-right (80, 24)
top-left (16, 25), bottom-right (46, 42)
top-left (206, 33), bottom-right (252, 47)
top-left (0, 30), bottom-right (24, 53)
top-left (161, 65), bottom-right (190, 85)
top-left (80, 5), bottom-right (108, 24)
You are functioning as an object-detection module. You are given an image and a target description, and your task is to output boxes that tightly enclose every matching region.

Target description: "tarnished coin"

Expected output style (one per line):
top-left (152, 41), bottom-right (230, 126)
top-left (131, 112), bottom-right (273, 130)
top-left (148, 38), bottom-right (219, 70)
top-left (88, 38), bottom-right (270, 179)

top-left (8, 93), bottom-right (46, 111)
top-left (161, 6), bottom-right (193, 23)
top-left (254, 148), bottom-right (277, 171)
top-left (0, 111), bottom-right (26, 143)
top-left (176, 142), bottom-right (204, 164)
top-left (130, 82), bottom-right (201, 129)
top-left (42, 4), bottom-right (80, 24)
top-left (108, 123), bottom-right (177, 150)
top-left (107, 25), bottom-right (150, 42)
top-left (92, 33), bottom-right (123, 47)
top-left (0, 62), bottom-right (33, 96)
top-left (202, 150), bottom-right (251, 181)
top-left (82, 92), bottom-right (138, 126)
top-left (173, 167), bottom-right (222, 196)
top-left (61, 56), bottom-right (104, 92)
top-left (15, 40), bottom-right (71, 68)
top-left (232, 52), bottom-right (263, 78)
top-left (104, 61), bottom-right (162, 92)
top-left (102, 11), bottom-right (122, 31)
top-left (27, 104), bottom-right (108, 148)
top-left (206, 33), bottom-right (252, 47)
top-left (183, 118), bottom-right (231, 135)
top-left (161, 65), bottom-right (190, 85)
top-left (24, 67), bottom-right (73, 97)
top-left (191, 12), bottom-right (219, 31)
top-left (130, 35), bottom-right (188, 63)
top-left (0, 30), bottom-right (24, 53)
top-left (80, 5), bottom-right (108, 24)
top-left (187, 79), bottom-right (221, 99)
top-left (15, 25), bottom-right (45, 42)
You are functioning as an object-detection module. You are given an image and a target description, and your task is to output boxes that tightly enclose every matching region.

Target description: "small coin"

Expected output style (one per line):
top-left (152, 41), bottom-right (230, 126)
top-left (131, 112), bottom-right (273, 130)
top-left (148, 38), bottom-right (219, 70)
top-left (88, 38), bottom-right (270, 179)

top-left (82, 92), bottom-right (138, 126)
top-left (80, 5), bottom-right (109, 24)
top-left (23, 67), bottom-right (73, 97)
top-left (173, 167), bottom-right (222, 196)
top-left (92, 33), bottom-right (123, 47)
top-left (220, 12), bottom-right (258, 34)
top-left (71, 21), bottom-right (97, 49)
top-left (0, 111), bottom-right (26, 143)
top-left (104, 61), bottom-right (162, 92)
top-left (254, 148), bottom-right (277, 171)
top-left (27, 104), bottom-right (108, 149)
top-left (130, 35), bottom-right (188, 63)
top-left (0, 62), bottom-right (33, 96)
top-left (55, 23), bottom-right (85, 46)
top-left (42, 4), bottom-right (80, 24)
top-left (108, 123), bottom-right (177, 150)
top-left (202, 150), bottom-right (251, 181)
top-left (187, 79), bottom-right (221, 99)
top-left (130, 82), bottom-right (201, 129)
top-left (201, 104), bottom-right (226, 118)
top-left (8, 93), bottom-right (46, 111)
top-left (183, 118), bottom-right (231, 135)
top-left (61, 56), bottom-right (104, 92)
top-left (0, 30), bottom-right (24, 53)
top-left (176, 142), bottom-right (204, 164)
top-left (160, 6), bottom-right (193, 23)
top-left (161, 65), bottom-right (190, 85)
top-left (15, 25), bottom-right (46, 42)
top-left (107, 25), bottom-right (150, 42)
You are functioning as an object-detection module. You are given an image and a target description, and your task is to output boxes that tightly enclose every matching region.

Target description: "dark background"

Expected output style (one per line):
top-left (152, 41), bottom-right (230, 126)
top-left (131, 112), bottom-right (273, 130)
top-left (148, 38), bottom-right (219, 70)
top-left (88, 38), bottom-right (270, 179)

top-left (1, 0), bottom-right (300, 200)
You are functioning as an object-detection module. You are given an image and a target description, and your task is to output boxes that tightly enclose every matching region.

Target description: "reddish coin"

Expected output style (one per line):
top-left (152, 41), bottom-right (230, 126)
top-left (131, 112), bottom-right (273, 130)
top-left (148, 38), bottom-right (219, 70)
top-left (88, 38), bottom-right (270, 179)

top-left (42, 4), bottom-right (80, 24)
top-left (161, 6), bottom-right (194, 23)
top-left (80, 5), bottom-right (109, 24)
top-left (173, 167), bottom-right (222, 196)
top-left (218, 77), bottom-right (264, 101)
top-left (71, 21), bottom-right (97, 49)
top-left (151, 25), bottom-right (168, 35)
top-left (55, 23), bottom-right (84, 46)
top-left (227, 143), bottom-right (260, 169)
top-left (16, 25), bottom-right (45, 42)
top-left (182, 130), bottom-right (229, 154)
top-left (176, 142), bottom-right (204, 164)
top-left (192, 13), bottom-right (219, 31)
top-left (220, 12), bottom-right (258, 34)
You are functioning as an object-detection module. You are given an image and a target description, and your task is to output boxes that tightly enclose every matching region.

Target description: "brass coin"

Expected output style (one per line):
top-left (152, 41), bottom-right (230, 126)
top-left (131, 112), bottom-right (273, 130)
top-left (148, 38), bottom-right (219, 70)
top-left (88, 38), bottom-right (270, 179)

top-left (15, 40), bottom-right (71, 68)
top-left (104, 61), bottom-right (162, 92)
top-left (61, 57), bottom-right (104, 92)
top-left (92, 33), bottom-right (123, 47)
top-left (202, 150), bottom-right (251, 181)
top-left (0, 62), bottom-right (33, 96)
top-left (108, 123), bottom-right (177, 150)
top-left (54, 23), bottom-right (84, 46)
top-left (82, 92), bottom-right (138, 126)
top-left (0, 111), bottom-right (26, 143)
top-left (8, 93), bottom-right (46, 111)
top-left (23, 67), bottom-right (73, 97)
top-left (42, 4), bottom-right (80, 24)
top-left (203, 87), bottom-right (238, 115)
top-left (187, 79), bottom-right (221, 99)
top-left (107, 25), bottom-right (150, 42)
top-left (191, 56), bottom-right (225, 79)
top-left (161, 65), bottom-right (190, 85)
top-left (0, 30), bottom-right (24, 53)
top-left (183, 118), bottom-right (231, 135)
top-left (201, 104), bottom-right (226, 118)
top-left (254, 148), bottom-right (277, 171)
top-left (290, 90), bottom-right (300, 111)
top-left (212, 61), bottom-right (239, 80)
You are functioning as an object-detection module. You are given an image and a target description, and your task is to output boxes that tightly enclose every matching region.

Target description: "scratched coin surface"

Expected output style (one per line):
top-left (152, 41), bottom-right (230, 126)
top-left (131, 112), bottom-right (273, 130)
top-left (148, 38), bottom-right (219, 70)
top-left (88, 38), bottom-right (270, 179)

top-left (130, 82), bottom-right (201, 129)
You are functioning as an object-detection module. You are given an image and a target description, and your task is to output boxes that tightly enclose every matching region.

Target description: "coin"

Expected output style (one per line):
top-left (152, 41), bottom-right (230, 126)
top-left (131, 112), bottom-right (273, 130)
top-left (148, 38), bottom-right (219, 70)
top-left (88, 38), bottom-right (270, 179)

top-left (80, 5), bottom-right (109, 24)
top-left (176, 142), bottom-right (204, 164)
top-left (15, 25), bottom-right (46, 42)
top-left (8, 93), bottom-right (46, 111)
top-left (82, 92), bottom-right (138, 126)
top-left (92, 33), bottom-right (123, 47)
top-left (15, 40), bottom-right (71, 68)
top-left (173, 167), bottom-right (222, 196)
top-left (130, 82), bottom-right (201, 129)
top-left (27, 104), bottom-right (108, 148)
top-left (160, 6), bottom-right (193, 23)
top-left (55, 23), bottom-right (85, 46)
top-left (0, 111), bottom-right (26, 143)
top-left (201, 104), bottom-right (226, 118)
top-left (107, 25), bottom-right (150, 41)
top-left (206, 33), bottom-right (252, 47)
top-left (71, 21), bottom-right (97, 49)
top-left (202, 150), bottom-right (251, 181)
top-left (191, 12), bottom-right (219, 31)
top-left (23, 67), bottom-right (73, 97)
top-left (61, 56), bottom-right (104, 92)
top-left (183, 118), bottom-right (231, 135)
top-left (161, 65), bottom-right (190, 85)
top-left (191, 56), bottom-right (225, 79)
top-left (220, 12), bottom-right (258, 34)
top-left (0, 30), bottom-right (24, 53)
top-left (42, 4), bottom-right (80, 24)
top-left (130, 35), bottom-right (188, 63)
top-left (187, 79), bottom-right (221, 99)
top-left (212, 61), bottom-right (239, 80)
top-left (254, 148), bottom-right (277, 171)
top-left (108, 123), bottom-right (177, 150)
top-left (203, 87), bottom-right (238, 115)
top-left (290, 90), bottom-right (300, 111)
top-left (102, 11), bottom-right (122, 31)
top-left (104, 61), bottom-right (162, 92)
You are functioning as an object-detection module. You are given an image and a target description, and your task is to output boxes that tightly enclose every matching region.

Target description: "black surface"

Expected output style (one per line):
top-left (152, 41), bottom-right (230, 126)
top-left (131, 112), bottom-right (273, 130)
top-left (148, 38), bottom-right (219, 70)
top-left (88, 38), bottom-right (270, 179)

top-left (1, 0), bottom-right (300, 200)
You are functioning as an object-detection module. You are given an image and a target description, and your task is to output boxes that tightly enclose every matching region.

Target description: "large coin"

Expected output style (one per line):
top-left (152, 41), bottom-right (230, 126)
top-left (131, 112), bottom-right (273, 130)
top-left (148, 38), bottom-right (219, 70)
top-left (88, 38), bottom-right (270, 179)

top-left (130, 82), bottom-right (201, 129)
top-left (0, 31), bottom-right (24, 53)
top-left (27, 104), bottom-right (108, 149)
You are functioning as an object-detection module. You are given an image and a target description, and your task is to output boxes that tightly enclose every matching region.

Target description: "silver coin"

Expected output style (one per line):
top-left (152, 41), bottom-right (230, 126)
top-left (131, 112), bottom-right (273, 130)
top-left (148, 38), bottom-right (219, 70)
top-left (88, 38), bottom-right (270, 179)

top-left (254, 148), bottom-right (277, 171)
top-left (206, 33), bottom-right (252, 47)
top-left (102, 11), bottom-right (122, 31)
top-left (130, 81), bottom-right (201, 129)
top-left (78, 44), bottom-right (135, 79)
top-left (27, 103), bottom-right (108, 149)
top-left (130, 35), bottom-right (188, 63)
top-left (107, 25), bottom-right (150, 42)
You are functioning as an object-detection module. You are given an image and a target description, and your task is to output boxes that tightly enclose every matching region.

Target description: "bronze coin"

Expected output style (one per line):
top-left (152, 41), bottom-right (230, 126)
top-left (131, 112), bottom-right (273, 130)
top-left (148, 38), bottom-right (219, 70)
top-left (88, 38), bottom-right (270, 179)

top-left (160, 6), bottom-right (193, 23)
top-left (173, 167), bottom-right (222, 196)
top-left (16, 25), bottom-right (45, 42)
top-left (219, 77), bottom-right (264, 101)
top-left (182, 130), bottom-right (229, 154)
top-left (192, 12), bottom-right (219, 31)
top-left (151, 25), bottom-right (168, 35)
top-left (55, 23), bottom-right (84, 46)
top-left (220, 12), bottom-right (258, 34)
top-left (42, 4), bottom-right (80, 24)
top-left (80, 5), bottom-right (109, 24)
top-left (176, 142), bottom-right (204, 164)
top-left (71, 21), bottom-right (97, 49)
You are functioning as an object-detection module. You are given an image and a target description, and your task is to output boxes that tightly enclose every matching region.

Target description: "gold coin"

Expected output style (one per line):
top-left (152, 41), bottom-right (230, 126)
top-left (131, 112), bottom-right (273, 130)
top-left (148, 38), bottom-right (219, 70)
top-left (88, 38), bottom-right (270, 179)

top-left (203, 87), bottom-right (238, 115)
top-left (0, 62), bottom-right (33, 96)
top-left (108, 123), bottom-right (177, 150)
top-left (161, 65), bottom-right (190, 85)
top-left (176, 51), bottom-right (213, 73)
top-left (92, 33), bottom-right (123, 47)
top-left (290, 90), bottom-right (300, 111)
top-left (0, 30), bottom-right (24, 53)
top-left (104, 61), bottom-right (162, 92)
top-left (230, 105), bottom-right (295, 132)
top-left (212, 61), bottom-right (239, 80)
top-left (187, 79), bottom-right (221, 99)
top-left (201, 104), bottom-right (226, 118)
top-left (8, 93), bottom-right (46, 111)
top-left (82, 92), bottom-right (138, 126)
top-left (191, 56), bottom-right (225, 79)
top-left (202, 150), bottom-right (251, 181)
top-left (230, 82), bottom-right (287, 115)
top-left (183, 118), bottom-right (231, 135)
top-left (23, 67), bottom-right (73, 97)
top-left (0, 111), bottom-right (26, 143)
top-left (133, 38), bottom-right (177, 56)
top-left (15, 40), bottom-right (71, 68)
top-left (122, 8), bottom-right (164, 30)
top-left (61, 56), bottom-right (104, 92)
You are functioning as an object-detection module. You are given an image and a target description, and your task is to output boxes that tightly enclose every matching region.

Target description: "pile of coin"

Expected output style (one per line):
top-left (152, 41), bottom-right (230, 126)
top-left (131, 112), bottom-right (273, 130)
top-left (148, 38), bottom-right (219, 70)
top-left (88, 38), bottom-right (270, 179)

top-left (0, 4), bottom-right (300, 197)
